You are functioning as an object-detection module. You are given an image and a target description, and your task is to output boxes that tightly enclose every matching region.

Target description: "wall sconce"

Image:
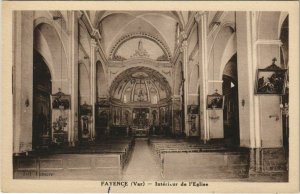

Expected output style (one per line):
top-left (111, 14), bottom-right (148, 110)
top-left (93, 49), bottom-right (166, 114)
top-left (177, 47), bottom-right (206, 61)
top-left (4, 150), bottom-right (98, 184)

top-left (241, 99), bottom-right (245, 107)
top-left (269, 114), bottom-right (279, 121)
top-left (25, 99), bottom-right (30, 107)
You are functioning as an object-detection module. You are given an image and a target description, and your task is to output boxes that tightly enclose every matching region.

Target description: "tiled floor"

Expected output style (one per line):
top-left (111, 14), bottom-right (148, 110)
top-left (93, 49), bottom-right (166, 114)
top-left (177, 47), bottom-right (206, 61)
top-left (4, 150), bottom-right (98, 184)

top-left (122, 138), bottom-right (162, 180)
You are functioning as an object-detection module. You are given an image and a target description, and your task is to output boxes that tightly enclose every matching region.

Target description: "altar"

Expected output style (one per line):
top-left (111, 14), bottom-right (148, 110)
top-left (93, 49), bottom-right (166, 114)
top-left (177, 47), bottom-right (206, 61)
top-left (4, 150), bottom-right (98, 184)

top-left (133, 126), bottom-right (149, 137)
top-left (132, 108), bottom-right (150, 136)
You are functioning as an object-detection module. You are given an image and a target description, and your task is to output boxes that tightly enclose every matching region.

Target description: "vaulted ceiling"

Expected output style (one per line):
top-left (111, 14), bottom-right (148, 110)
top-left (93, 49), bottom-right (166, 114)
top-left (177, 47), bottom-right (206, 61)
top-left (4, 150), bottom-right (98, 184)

top-left (89, 11), bottom-right (190, 61)
top-left (86, 11), bottom-right (226, 62)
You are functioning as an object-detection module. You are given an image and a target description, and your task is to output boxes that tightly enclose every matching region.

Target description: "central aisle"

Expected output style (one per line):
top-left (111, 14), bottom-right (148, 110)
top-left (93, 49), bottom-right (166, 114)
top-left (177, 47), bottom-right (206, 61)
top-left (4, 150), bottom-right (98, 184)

top-left (123, 138), bottom-right (162, 180)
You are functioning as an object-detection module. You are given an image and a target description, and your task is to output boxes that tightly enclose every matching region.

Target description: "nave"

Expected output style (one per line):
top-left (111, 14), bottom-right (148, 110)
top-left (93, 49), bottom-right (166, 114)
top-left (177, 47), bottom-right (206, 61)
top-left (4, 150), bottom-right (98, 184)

top-left (12, 10), bottom-right (290, 182)
top-left (13, 136), bottom-right (288, 182)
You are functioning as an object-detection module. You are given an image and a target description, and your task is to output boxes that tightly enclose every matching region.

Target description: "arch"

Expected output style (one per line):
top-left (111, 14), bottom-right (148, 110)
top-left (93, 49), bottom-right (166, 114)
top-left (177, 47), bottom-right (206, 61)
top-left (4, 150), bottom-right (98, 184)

top-left (278, 12), bottom-right (289, 38)
top-left (109, 66), bottom-right (172, 100)
top-left (222, 53), bottom-right (239, 145)
top-left (34, 22), bottom-right (68, 84)
top-left (219, 33), bottom-right (237, 80)
top-left (34, 17), bottom-right (68, 62)
top-left (257, 11), bottom-right (281, 40)
top-left (79, 19), bottom-right (92, 56)
top-left (32, 50), bottom-right (52, 148)
top-left (222, 53), bottom-right (237, 84)
top-left (279, 16), bottom-right (289, 67)
top-left (208, 25), bottom-right (235, 81)
top-left (48, 11), bottom-right (68, 31)
top-left (208, 22), bottom-right (235, 60)
top-left (109, 32), bottom-right (172, 60)
top-left (108, 59), bottom-right (172, 90)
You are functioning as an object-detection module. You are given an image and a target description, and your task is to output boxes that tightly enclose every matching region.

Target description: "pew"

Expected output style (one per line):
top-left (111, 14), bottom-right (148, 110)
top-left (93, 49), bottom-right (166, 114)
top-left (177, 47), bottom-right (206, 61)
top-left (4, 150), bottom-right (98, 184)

top-left (14, 153), bottom-right (123, 180)
top-left (148, 138), bottom-right (249, 180)
top-left (162, 152), bottom-right (250, 180)
top-left (14, 138), bottom-right (135, 180)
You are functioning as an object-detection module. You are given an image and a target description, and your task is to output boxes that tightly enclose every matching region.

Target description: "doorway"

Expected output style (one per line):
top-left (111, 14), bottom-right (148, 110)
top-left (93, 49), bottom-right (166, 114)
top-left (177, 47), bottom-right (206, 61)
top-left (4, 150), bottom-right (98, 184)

top-left (32, 51), bottom-right (52, 149)
top-left (222, 54), bottom-right (240, 146)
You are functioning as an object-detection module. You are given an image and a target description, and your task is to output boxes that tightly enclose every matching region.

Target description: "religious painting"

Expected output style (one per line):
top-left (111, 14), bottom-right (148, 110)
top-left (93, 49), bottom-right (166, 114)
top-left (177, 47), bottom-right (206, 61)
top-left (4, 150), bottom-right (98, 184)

top-left (51, 89), bottom-right (71, 109)
top-left (80, 103), bottom-right (92, 116)
top-left (133, 108), bottom-right (149, 127)
top-left (207, 94), bottom-right (224, 109)
top-left (51, 90), bottom-right (71, 144)
top-left (188, 105), bottom-right (199, 114)
top-left (255, 59), bottom-right (287, 95)
top-left (80, 115), bottom-right (91, 139)
top-left (80, 103), bottom-right (92, 140)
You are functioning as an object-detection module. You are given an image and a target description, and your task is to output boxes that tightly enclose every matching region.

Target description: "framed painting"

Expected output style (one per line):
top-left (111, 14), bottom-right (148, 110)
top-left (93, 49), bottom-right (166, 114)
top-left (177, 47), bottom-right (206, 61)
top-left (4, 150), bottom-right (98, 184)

top-left (255, 58), bottom-right (287, 95)
top-left (51, 89), bottom-right (71, 110)
top-left (188, 105), bottom-right (199, 114)
top-left (207, 94), bottom-right (224, 110)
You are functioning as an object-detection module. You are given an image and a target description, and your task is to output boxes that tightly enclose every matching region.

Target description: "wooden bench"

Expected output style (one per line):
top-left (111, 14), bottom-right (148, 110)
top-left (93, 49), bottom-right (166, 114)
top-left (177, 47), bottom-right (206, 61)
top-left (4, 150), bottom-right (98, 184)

top-left (14, 138), bottom-right (135, 180)
top-left (162, 152), bottom-right (250, 180)
top-left (149, 139), bottom-right (249, 180)
top-left (14, 153), bottom-right (123, 180)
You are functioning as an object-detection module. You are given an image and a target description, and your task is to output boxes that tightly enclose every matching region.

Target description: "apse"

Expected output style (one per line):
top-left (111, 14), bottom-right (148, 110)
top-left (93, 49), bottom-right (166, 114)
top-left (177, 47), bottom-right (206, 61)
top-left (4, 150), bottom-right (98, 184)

top-left (110, 67), bottom-right (171, 105)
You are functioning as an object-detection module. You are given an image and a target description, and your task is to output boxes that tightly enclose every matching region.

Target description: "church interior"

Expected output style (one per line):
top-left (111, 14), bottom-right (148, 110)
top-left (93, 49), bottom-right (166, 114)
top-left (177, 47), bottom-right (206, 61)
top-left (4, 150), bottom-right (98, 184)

top-left (13, 10), bottom-right (289, 181)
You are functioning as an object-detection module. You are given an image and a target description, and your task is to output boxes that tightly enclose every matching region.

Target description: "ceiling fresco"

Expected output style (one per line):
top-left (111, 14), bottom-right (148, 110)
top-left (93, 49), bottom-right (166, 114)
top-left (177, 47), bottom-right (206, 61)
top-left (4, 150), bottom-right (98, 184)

top-left (114, 38), bottom-right (166, 61)
top-left (110, 67), bottom-right (171, 104)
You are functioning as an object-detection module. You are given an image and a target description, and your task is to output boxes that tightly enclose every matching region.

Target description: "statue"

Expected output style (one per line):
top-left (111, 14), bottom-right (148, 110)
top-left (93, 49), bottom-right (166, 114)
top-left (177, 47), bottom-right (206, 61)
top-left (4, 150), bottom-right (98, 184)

top-left (131, 40), bottom-right (150, 58)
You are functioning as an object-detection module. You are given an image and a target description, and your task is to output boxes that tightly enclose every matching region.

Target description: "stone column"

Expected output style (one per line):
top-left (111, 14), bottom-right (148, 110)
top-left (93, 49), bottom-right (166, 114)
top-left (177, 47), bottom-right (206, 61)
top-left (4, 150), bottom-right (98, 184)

top-left (90, 38), bottom-right (97, 140)
top-left (13, 11), bottom-right (34, 154)
top-left (69, 11), bottom-right (80, 146)
top-left (195, 12), bottom-right (209, 142)
top-left (236, 11), bottom-right (259, 148)
top-left (171, 95), bottom-right (182, 135)
top-left (181, 40), bottom-right (189, 136)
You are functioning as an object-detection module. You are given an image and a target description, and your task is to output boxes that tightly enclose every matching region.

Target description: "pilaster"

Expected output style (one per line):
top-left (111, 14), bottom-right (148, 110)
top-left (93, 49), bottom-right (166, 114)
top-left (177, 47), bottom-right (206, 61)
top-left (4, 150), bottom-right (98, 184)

top-left (13, 11), bottom-right (34, 153)
top-left (69, 11), bottom-right (80, 146)
top-left (195, 12), bottom-right (209, 141)
top-left (181, 40), bottom-right (189, 136)
top-left (90, 38), bottom-right (97, 140)
top-left (236, 11), bottom-right (259, 148)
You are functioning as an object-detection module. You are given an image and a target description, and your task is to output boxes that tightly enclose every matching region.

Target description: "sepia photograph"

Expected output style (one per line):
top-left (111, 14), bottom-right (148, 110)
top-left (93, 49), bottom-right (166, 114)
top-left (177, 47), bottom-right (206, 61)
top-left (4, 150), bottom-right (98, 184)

top-left (1, 1), bottom-right (299, 193)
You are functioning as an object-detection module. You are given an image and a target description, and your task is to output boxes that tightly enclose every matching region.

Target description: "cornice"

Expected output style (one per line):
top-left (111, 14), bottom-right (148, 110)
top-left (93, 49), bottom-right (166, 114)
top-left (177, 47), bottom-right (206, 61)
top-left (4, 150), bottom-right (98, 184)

top-left (108, 58), bottom-right (172, 68)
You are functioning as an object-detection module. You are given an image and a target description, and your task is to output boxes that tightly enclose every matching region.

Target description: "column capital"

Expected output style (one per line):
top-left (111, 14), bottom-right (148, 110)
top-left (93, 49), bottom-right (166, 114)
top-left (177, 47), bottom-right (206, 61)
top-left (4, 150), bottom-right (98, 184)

top-left (171, 95), bottom-right (181, 101)
top-left (195, 11), bottom-right (208, 23)
top-left (91, 38), bottom-right (97, 47)
top-left (180, 31), bottom-right (187, 40)
top-left (181, 40), bottom-right (188, 48)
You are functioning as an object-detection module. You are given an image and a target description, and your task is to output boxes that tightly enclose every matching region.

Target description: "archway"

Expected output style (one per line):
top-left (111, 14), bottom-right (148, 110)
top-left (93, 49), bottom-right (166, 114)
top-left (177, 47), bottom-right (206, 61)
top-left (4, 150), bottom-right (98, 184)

top-left (95, 60), bottom-right (108, 140)
top-left (222, 53), bottom-right (239, 146)
top-left (32, 50), bottom-right (52, 149)
top-left (33, 22), bottom-right (67, 148)
top-left (108, 66), bottom-right (172, 137)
